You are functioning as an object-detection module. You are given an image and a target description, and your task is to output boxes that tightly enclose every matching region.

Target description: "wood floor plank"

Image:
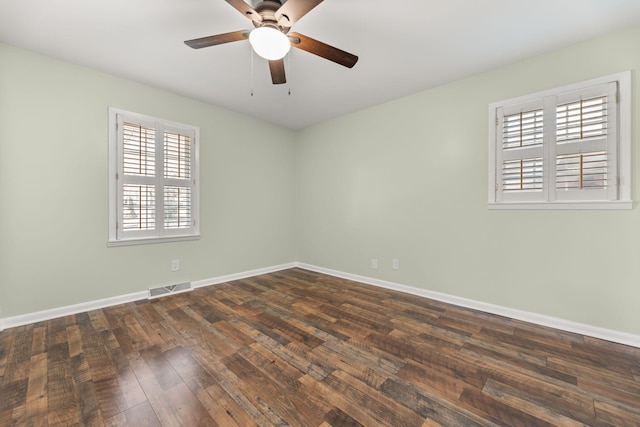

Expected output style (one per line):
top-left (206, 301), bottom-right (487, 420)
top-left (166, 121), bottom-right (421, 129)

top-left (593, 398), bottom-right (640, 426)
top-left (481, 378), bottom-right (595, 427)
top-left (104, 412), bottom-right (128, 426)
top-left (297, 373), bottom-right (390, 427)
top-left (127, 353), bottom-right (184, 425)
top-left (326, 369), bottom-right (426, 426)
top-left (26, 352), bottom-right (47, 403)
top-left (0, 330), bottom-right (16, 382)
top-left (323, 406), bottom-right (365, 427)
top-left (459, 386), bottom-right (557, 426)
top-left (240, 343), bottom-right (304, 388)
top-left (46, 340), bottom-right (78, 427)
top-left (30, 326), bottom-right (47, 357)
top-left (306, 342), bottom-right (388, 389)
top-left (231, 318), bottom-right (332, 381)
top-left (71, 361), bottom-right (102, 425)
top-left (3, 325), bottom-right (33, 384)
top-left (163, 381), bottom-right (219, 426)
top-left (6, 402), bottom-right (27, 426)
top-left (472, 361), bottom-right (596, 421)
top-left (396, 359), bottom-right (466, 402)
top-left (24, 395), bottom-right (48, 427)
top-left (122, 401), bottom-right (161, 427)
top-left (1, 268), bottom-right (639, 426)
top-left (0, 409), bottom-right (12, 425)
top-left (92, 378), bottom-right (125, 420)
top-left (187, 348), bottom-right (273, 426)
top-left (380, 378), bottom-right (494, 426)
top-left (139, 346), bottom-right (183, 392)
top-left (225, 351), bottom-right (325, 425)
top-left (197, 383), bottom-right (252, 427)
top-left (0, 378), bottom-right (28, 413)
top-left (210, 319), bottom-right (256, 348)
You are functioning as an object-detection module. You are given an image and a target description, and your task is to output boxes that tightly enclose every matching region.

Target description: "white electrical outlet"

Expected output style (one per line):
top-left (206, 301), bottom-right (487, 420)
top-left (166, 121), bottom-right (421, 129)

top-left (371, 258), bottom-right (378, 269)
top-left (392, 259), bottom-right (400, 270)
top-left (171, 259), bottom-right (180, 271)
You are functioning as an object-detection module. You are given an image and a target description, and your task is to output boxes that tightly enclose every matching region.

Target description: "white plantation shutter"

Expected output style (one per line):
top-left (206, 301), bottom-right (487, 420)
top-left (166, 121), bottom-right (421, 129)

top-left (502, 158), bottom-right (544, 192)
top-left (164, 186), bottom-right (192, 229)
top-left (120, 121), bottom-right (157, 234)
top-left (489, 72), bottom-right (629, 209)
top-left (556, 151), bottom-right (607, 190)
top-left (122, 184), bottom-right (155, 231)
top-left (123, 123), bottom-right (155, 176)
top-left (496, 100), bottom-right (545, 202)
top-left (553, 83), bottom-right (617, 201)
top-left (109, 109), bottom-right (199, 245)
top-left (163, 128), bottom-right (193, 231)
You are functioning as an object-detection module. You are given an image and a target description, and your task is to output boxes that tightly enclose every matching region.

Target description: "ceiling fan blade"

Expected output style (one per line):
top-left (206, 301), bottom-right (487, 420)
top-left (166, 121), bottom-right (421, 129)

top-left (225, 0), bottom-right (262, 24)
top-left (184, 30), bottom-right (249, 49)
top-left (289, 32), bottom-right (358, 68)
top-left (269, 59), bottom-right (287, 84)
top-left (275, 0), bottom-right (323, 28)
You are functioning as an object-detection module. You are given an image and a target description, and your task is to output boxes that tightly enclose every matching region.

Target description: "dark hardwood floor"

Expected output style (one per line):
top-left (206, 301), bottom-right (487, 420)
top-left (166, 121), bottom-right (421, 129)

top-left (1, 268), bottom-right (639, 426)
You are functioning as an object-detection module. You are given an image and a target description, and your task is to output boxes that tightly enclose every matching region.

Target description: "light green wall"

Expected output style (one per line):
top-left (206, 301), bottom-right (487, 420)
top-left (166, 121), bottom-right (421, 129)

top-left (295, 25), bottom-right (640, 336)
top-left (3, 24), bottom-right (640, 337)
top-left (0, 43), bottom-right (296, 318)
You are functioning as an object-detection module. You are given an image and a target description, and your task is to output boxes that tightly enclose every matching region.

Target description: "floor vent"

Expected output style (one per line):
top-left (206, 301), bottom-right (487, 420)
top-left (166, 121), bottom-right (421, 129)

top-left (149, 282), bottom-right (192, 299)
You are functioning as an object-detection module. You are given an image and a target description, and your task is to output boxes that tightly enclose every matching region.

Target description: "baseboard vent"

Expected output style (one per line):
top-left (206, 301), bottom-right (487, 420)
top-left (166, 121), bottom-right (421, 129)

top-left (149, 282), bottom-right (192, 299)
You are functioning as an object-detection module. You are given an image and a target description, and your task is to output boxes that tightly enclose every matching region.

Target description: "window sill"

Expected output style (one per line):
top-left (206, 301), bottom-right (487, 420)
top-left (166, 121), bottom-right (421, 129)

top-left (107, 234), bottom-right (200, 247)
top-left (488, 201), bottom-right (632, 210)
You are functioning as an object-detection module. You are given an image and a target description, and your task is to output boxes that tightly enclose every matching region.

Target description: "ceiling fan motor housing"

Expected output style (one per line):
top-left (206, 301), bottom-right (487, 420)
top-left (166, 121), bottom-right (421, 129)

top-left (253, 0), bottom-right (290, 33)
top-left (184, 0), bottom-right (358, 84)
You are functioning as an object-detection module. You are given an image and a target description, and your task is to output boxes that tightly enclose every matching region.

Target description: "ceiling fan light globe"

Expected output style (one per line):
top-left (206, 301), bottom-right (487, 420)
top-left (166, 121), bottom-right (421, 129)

top-left (249, 27), bottom-right (291, 60)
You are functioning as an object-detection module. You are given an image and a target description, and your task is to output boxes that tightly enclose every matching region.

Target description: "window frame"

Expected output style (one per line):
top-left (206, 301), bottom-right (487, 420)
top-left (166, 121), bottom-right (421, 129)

top-left (488, 71), bottom-right (632, 210)
top-left (108, 108), bottom-right (200, 246)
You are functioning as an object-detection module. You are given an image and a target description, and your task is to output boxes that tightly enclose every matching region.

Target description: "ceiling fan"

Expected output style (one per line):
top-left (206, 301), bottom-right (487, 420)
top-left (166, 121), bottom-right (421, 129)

top-left (184, 0), bottom-right (358, 85)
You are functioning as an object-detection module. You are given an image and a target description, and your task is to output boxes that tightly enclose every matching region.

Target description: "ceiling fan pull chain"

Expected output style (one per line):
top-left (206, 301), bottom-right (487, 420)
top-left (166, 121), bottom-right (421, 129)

top-left (250, 43), bottom-right (255, 96)
top-left (287, 50), bottom-right (292, 96)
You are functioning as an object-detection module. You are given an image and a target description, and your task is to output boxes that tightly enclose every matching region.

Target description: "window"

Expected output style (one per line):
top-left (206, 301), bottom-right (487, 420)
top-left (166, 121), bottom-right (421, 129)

top-left (108, 108), bottom-right (199, 246)
top-left (488, 71), bottom-right (631, 209)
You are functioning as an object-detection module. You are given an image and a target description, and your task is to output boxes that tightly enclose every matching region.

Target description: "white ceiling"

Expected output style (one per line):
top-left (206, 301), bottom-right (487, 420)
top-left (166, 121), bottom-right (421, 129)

top-left (2, 0), bottom-right (640, 129)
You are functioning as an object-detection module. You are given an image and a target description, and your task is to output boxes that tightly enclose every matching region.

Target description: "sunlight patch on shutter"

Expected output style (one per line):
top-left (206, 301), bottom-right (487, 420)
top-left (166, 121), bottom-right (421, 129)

top-left (164, 186), bottom-right (191, 229)
top-left (123, 184), bottom-right (155, 230)
top-left (164, 131), bottom-right (191, 179)
top-left (502, 110), bottom-right (544, 150)
top-left (123, 123), bottom-right (155, 176)
top-left (556, 96), bottom-right (607, 143)
top-left (502, 158), bottom-right (543, 192)
top-left (556, 151), bottom-right (607, 191)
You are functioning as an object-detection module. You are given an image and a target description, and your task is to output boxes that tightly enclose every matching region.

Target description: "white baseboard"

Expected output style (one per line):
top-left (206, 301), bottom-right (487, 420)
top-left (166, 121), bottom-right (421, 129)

top-left (3, 261), bottom-right (639, 350)
top-left (192, 262), bottom-right (297, 288)
top-left (0, 290), bottom-right (148, 331)
top-left (0, 262), bottom-right (297, 331)
top-left (296, 263), bottom-right (640, 349)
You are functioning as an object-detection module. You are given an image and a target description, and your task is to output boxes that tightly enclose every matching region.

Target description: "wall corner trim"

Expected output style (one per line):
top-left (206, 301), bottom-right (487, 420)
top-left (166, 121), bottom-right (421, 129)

top-left (295, 263), bottom-right (640, 349)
